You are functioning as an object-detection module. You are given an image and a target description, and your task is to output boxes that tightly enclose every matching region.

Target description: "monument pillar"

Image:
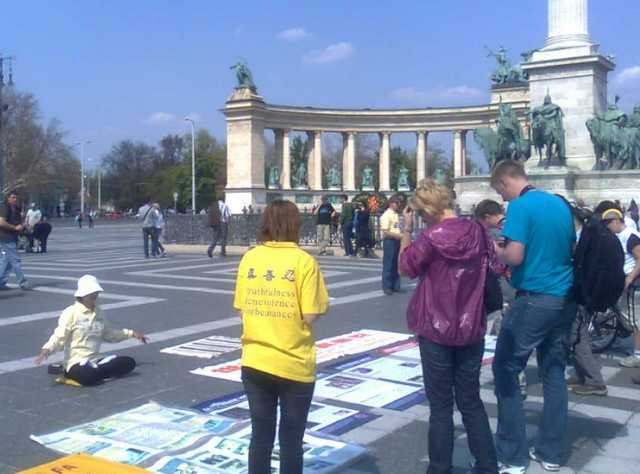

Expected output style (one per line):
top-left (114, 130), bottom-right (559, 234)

top-left (416, 131), bottom-right (428, 182)
top-left (523, 0), bottom-right (615, 171)
top-left (274, 129), bottom-right (291, 190)
top-left (379, 132), bottom-right (391, 192)
top-left (306, 131), bottom-right (323, 190)
top-left (342, 132), bottom-right (356, 191)
top-left (453, 130), bottom-right (465, 178)
top-left (223, 88), bottom-right (267, 213)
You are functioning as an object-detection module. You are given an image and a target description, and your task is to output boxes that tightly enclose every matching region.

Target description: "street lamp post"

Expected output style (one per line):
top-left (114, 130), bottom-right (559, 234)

top-left (184, 117), bottom-right (196, 215)
top-left (97, 167), bottom-right (101, 212)
top-left (74, 141), bottom-right (91, 217)
top-left (0, 54), bottom-right (15, 196)
top-left (173, 191), bottom-right (178, 213)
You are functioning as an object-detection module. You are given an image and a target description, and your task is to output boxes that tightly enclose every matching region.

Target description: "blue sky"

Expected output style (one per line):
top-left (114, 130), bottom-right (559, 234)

top-left (3, 0), bottom-right (640, 167)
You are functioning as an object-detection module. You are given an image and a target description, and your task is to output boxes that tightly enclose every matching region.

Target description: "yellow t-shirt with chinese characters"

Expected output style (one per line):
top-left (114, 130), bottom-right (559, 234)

top-left (380, 208), bottom-right (401, 237)
top-left (234, 241), bottom-right (329, 382)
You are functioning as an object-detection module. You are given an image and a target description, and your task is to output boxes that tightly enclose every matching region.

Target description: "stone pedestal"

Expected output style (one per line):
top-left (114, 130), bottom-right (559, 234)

top-left (361, 186), bottom-right (375, 192)
top-left (397, 186), bottom-right (411, 193)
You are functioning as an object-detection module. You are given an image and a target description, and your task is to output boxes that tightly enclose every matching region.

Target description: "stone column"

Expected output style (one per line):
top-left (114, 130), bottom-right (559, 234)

top-left (416, 131), bottom-right (428, 182)
top-left (306, 131), bottom-right (323, 190)
top-left (545, 0), bottom-right (591, 50)
top-left (461, 130), bottom-right (467, 176)
top-left (453, 131), bottom-right (464, 178)
top-left (342, 132), bottom-right (356, 191)
top-left (379, 132), bottom-right (391, 192)
top-left (274, 129), bottom-right (291, 190)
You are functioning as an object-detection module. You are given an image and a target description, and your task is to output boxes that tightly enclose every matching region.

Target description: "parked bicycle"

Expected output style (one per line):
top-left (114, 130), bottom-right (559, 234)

top-left (588, 284), bottom-right (639, 353)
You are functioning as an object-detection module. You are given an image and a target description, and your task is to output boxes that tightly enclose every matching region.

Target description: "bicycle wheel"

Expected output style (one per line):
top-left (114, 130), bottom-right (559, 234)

top-left (589, 308), bottom-right (618, 353)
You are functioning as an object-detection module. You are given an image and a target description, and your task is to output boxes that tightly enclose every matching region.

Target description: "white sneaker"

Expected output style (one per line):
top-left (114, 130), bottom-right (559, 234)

top-left (529, 448), bottom-right (560, 472)
top-left (498, 463), bottom-right (526, 474)
top-left (619, 354), bottom-right (640, 368)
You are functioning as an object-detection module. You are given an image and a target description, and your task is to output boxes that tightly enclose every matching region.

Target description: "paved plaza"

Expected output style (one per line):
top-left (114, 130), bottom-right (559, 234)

top-left (1, 222), bottom-right (639, 473)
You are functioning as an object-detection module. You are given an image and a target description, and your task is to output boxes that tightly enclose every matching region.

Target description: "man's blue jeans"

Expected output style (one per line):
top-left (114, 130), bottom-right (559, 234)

top-left (492, 293), bottom-right (576, 467)
top-left (382, 238), bottom-right (400, 291)
top-left (0, 241), bottom-right (27, 286)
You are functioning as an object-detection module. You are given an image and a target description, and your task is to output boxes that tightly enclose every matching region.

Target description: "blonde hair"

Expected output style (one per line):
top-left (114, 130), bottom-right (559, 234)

top-left (409, 178), bottom-right (454, 219)
top-left (490, 160), bottom-right (526, 187)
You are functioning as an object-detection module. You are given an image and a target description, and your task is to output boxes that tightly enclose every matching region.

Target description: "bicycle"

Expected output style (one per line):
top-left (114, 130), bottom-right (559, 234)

top-left (588, 284), bottom-right (639, 353)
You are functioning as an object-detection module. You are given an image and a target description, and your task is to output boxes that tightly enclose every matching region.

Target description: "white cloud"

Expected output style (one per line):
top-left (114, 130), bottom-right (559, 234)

top-left (389, 85), bottom-right (484, 104)
top-left (303, 42), bottom-right (355, 64)
top-left (145, 112), bottom-right (176, 125)
top-left (615, 66), bottom-right (640, 85)
top-left (277, 27), bottom-right (310, 41)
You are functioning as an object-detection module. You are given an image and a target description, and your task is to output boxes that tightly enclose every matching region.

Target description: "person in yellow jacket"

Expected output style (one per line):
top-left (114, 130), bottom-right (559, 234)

top-left (35, 275), bottom-right (148, 386)
top-left (234, 200), bottom-right (329, 474)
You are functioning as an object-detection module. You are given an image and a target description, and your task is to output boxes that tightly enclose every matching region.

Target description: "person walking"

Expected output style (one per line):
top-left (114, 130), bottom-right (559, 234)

top-left (398, 179), bottom-right (498, 474)
top-left (0, 192), bottom-right (31, 290)
top-left (490, 160), bottom-right (576, 474)
top-left (33, 218), bottom-right (52, 253)
top-left (234, 200), bottom-right (329, 474)
top-left (207, 197), bottom-right (230, 258)
top-left (339, 195), bottom-right (355, 257)
top-left (35, 275), bottom-right (149, 386)
top-left (24, 202), bottom-right (42, 253)
top-left (380, 196), bottom-right (402, 295)
top-left (153, 203), bottom-right (167, 257)
top-left (313, 195), bottom-right (335, 256)
top-left (354, 201), bottom-right (372, 257)
top-left (137, 197), bottom-right (160, 258)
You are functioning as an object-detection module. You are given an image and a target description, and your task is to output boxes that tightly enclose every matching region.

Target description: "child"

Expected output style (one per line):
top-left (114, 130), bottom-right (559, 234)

top-left (35, 275), bottom-right (148, 386)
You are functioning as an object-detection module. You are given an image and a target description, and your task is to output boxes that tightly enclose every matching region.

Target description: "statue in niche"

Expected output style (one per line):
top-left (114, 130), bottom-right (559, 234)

top-left (268, 165), bottom-right (280, 188)
top-left (474, 101), bottom-right (530, 169)
top-left (361, 166), bottom-right (374, 189)
top-left (326, 166), bottom-right (341, 188)
top-left (292, 161), bottom-right (308, 188)
top-left (230, 59), bottom-right (257, 91)
top-left (397, 166), bottom-right (410, 190)
top-left (531, 91), bottom-right (566, 167)
top-left (433, 168), bottom-right (446, 185)
top-left (485, 46), bottom-right (528, 85)
top-left (587, 96), bottom-right (640, 170)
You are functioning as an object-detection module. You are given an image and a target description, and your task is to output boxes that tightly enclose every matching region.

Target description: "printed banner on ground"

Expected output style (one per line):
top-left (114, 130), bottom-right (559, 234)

top-left (18, 453), bottom-right (149, 474)
top-left (327, 354), bottom-right (424, 386)
top-left (191, 329), bottom-right (413, 382)
top-left (378, 335), bottom-right (498, 365)
top-left (161, 335), bottom-right (241, 359)
top-left (193, 392), bottom-right (380, 436)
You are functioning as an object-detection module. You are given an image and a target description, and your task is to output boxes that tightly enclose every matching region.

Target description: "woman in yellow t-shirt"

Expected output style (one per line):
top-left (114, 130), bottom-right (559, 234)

top-left (234, 200), bottom-right (329, 474)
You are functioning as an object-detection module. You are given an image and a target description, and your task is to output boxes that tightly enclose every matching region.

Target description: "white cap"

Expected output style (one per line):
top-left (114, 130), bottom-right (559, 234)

top-left (74, 275), bottom-right (104, 297)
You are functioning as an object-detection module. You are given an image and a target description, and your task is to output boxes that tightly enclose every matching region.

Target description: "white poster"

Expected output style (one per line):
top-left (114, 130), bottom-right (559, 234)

top-left (161, 335), bottom-right (241, 359)
top-left (329, 354), bottom-right (423, 386)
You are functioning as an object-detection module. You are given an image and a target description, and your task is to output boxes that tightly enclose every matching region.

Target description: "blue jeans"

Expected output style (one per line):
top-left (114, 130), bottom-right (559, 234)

top-left (492, 294), bottom-right (576, 467)
top-left (241, 366), bottom-right (315, 474)
top-left (342, 223), bottom-right (354, 256)
top-left (382, 238), bottom-right (400, 291)
top-left (0, 241), bottom-right (27, 286)
top-left (419, 337), bottom-right (498, 474)
top-left (142, 227), bottom-right (159, 257)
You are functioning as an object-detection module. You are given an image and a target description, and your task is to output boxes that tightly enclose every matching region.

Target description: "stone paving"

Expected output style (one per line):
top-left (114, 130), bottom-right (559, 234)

top-left (0, 221), bottom-right (638, 473)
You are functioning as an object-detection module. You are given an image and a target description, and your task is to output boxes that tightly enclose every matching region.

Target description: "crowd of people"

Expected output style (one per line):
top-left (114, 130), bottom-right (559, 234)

top-left (18, 158), bottom-right (640, 473)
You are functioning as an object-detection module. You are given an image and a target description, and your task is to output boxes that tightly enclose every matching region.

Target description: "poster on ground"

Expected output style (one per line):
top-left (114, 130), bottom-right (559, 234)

top-left (18, 453), bottom-right (149, 474)
top-left (193, 392), bottom-right (379, 436)
top-left (161, 335), bottom-right (241, 359)
top-left (378, 335), bottom-right (498, 366)
top-left (327, 354), bottom-right (424, 386)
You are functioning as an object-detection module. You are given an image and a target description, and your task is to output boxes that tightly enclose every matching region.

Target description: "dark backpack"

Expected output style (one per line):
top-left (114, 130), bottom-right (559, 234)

top-left (208, 203), bottom-right (221, 226)
top-left (573, 217), bottom-right (625, 312)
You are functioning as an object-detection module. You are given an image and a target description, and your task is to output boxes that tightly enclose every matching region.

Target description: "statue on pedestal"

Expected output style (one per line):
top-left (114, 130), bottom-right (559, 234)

top-left (486, 46), bottom-right (528, 85)
top-left (361, 166), bottom-right (374, 189)
top-left (268, 165), bottom-right (280, 188)
top-left (397, 166), bottom-right (410, 190)
top-left (230, 60), bottom-right (257, 92)
top-left (587, 96), bottom-right (640, 170)
top-left (326, 166), bottom-right (341, 189)
top-left (292, 161), bottom-right (308, 188)
top-left (531, 92), bottom-right (566, 167)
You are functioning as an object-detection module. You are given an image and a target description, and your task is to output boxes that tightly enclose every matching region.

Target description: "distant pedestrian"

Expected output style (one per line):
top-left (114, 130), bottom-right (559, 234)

top-left (313, 195), bottom-right (336, 256)
top-left (33, 218), bottom-right (53, 253)
top-left (153, 203), bottom-right (167, 257)
top-left (354, 201), bottom-right (372, 257)
top-left (0, 192), bottom-right (32, 290)
top-left (137, 197), bottom-right (160, 258)
top-left (490, 160), bottom-right (576, 473)
top-left (234, 200), bottom-right (329, 474)
top-left (24, 202), bottom-right (42, 253)
top-left (87, 211), bottom-right (94, 228)
top-left (35, 275), bottom-right (149, 386)
top-left (339, 195), bottom-right (355, 257)
top-left (207, 197), bottom-right (230, 258)
top-left (380, 196), bottom-right (402, 295)
top-left (76, 212), bottom-right (83, 229)
top-left (399, 178), bottom-right (499, 474)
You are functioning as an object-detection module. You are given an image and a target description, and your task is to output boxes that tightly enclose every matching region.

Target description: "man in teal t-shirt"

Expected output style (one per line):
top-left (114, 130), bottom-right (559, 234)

top-left (489, 160), bottom-right (576, 473)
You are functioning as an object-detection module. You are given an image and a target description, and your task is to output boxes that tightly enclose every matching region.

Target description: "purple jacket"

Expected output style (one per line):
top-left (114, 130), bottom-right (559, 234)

top-left (399, 218), bottom-right (496, 347)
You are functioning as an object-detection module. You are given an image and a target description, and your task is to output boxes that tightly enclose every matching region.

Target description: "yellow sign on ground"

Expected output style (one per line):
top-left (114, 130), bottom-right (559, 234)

top-left (18, 453), bottom-right (149, 473)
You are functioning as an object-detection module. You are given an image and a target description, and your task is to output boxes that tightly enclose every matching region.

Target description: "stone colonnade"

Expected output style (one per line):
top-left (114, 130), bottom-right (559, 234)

top-left (269, 129), bottom-right (470, 191)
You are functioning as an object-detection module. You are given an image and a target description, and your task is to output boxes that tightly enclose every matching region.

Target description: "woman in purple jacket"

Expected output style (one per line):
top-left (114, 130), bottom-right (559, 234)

top-left (399, 179), bottom-right (498, 474)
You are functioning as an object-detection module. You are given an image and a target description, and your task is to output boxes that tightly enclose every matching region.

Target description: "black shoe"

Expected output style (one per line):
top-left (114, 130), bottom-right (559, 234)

top-left (207, 248), bottom-right (213, 258)
top-left (383, 289), bottom-right (393, 296)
